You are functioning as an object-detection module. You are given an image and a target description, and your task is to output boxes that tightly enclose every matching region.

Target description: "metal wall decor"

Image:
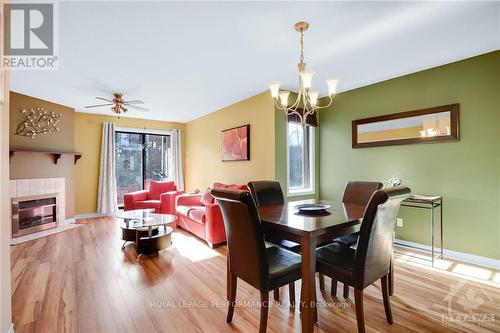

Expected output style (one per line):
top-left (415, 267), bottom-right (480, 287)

top-left (15, 107), bottom-right (62, 139)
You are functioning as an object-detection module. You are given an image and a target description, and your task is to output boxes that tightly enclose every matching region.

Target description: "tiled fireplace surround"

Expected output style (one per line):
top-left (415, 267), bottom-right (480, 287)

top-left (9, 178), bottom-right (71, 232)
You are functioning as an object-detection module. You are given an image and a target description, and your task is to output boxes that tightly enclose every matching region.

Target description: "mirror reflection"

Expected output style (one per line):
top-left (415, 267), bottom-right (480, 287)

top-left (357, 111), bottom-right (451, 143)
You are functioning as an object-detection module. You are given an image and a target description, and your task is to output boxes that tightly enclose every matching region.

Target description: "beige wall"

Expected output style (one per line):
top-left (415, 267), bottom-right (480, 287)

top-left (10, 91), bottom-right (74, 150)
top-left (1, 69), bottom-right (12, 331)
top-left (9, 92), bottom-right (76, 218)
top-left (74, 112), bottom-right (185, 214)
top-left (185, 92), bottom-right (275, 191)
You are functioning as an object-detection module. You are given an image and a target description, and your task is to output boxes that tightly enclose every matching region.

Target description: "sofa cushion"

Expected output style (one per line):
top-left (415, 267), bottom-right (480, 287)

top-left (213, 182), bottom-right (248, 191)
top-left (177, 205), bottom-right (206, 224)
top-left (134, 200), bottom-right (161, 210)
top-left (177, 205), bottom-right (205, 216)
top-left (188, 209), bottom-right (206, 224)
top-left (149, 181), bottom-right (176, 200)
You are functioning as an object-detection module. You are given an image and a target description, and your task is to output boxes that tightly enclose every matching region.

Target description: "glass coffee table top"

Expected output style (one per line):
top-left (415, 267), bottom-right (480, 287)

top-left (115, 209), bottom-right (154, 221)
top-left (116, 209), bottom-right (177, 229)
top-left (128, 214), bottom-right (177, 229)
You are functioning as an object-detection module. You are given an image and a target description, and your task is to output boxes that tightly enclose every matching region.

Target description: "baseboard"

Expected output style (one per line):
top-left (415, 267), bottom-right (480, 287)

top-left (8, 322), bottom-right (14, 333)
top-left (75, 212), bottom-right (110, 220)
top-left (395, 238), bottom-right (500, 270)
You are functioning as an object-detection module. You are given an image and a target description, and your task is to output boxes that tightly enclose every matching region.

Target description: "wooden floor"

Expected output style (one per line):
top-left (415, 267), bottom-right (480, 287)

top-left (11, 217), bottom-right (499, 333)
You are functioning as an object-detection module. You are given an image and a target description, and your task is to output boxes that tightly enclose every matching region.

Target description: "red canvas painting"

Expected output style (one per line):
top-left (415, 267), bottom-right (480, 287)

top-left (221, 125), bottom-right (250, 161)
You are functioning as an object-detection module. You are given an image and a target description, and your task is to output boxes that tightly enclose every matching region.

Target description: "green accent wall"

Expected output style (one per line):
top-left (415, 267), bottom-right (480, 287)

top-left (317, 51), bottom-right (500, 259)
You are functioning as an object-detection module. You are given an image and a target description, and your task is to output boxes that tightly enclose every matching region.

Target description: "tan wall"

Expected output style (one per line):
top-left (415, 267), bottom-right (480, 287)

top-left (10, 91), bottom-right (74, 151)
top-left (185, 92), bottom-right (275, 191)
top-left (0, 69), bottom-right (12, 331)
top-left (74, 112), bottom-right (185, 214)
top-left (9, 92), bottom-right (76, 218)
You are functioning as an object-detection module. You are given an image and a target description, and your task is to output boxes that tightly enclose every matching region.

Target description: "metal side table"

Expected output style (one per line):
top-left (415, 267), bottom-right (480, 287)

top-left (398, 195), bottom-right (443, 266)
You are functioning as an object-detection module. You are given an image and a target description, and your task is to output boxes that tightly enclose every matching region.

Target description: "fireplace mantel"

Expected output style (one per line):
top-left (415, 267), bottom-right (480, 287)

top-left (9, 148), bottom-right (83, 165)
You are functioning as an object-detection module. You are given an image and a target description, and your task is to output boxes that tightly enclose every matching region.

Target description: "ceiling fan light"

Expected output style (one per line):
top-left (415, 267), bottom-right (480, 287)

top-left (325, 78), bottom-right (339, 96)
top-left (268, 82), bottom-right (281, 99)
top-left (300, 71), bottom-right (315, 90)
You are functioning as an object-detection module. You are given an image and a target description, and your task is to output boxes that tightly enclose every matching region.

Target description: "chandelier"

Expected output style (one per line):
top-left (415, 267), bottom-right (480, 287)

top-left (268, 21), bottom-right (338, 124)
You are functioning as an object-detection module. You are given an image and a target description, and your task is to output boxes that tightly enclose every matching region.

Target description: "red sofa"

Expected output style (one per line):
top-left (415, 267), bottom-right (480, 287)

top-left (175, 182), bottom-right (248, 248)
top-left (123, 181), bottom-right (184, 215)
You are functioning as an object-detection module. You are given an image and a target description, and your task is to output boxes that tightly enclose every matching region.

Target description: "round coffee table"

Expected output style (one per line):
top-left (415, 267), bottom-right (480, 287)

top-left (116, 210), bottom-right (177, 262)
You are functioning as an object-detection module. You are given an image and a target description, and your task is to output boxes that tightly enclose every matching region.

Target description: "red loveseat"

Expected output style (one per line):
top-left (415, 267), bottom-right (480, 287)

top-left (123, 181), bottom-right (184, 215)
top-left (175, 182), bottom-right (248, 248)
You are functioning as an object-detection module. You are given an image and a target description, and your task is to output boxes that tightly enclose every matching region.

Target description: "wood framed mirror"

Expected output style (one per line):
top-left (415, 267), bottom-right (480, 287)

top-left (352, 104), bottom-right (459, 148)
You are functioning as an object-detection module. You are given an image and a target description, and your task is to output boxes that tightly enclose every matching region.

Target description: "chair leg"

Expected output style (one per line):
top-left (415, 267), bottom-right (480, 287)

top-left (354, 288), bottom-right (365, 333)
top-left (288, 282), bottom-right (295, 307)
top-left (381, 275), bottom-right (393, 324)
top-left (319, 274), bottom-right (325, 290)
top-left (259, 292), bottom-right (269, 333)
top-left (330, 278), bottom-right (338, 296)
top-left (273, 288), bottom-right (280, 301)
top-left (226, 272), bottom-right (237, 323)
top-left (389, 254), bottom-right (394, 296)
top-left (343, 283), bottom-right (349, 299)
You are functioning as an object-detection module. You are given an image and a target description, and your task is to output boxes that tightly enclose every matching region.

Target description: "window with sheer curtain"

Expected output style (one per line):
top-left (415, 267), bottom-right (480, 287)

top-left (287, 122), bottom-right (315, 196)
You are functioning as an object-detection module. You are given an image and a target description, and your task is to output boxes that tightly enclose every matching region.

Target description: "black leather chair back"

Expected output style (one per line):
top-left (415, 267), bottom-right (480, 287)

top-left (353, 186), bottom-right (410, 288)
top-left (211, 188), bottom-right (269, 291)
top-left (342, 181), bottom-right (383, 207)
top-left (247, 180), bottom-right (285, 207)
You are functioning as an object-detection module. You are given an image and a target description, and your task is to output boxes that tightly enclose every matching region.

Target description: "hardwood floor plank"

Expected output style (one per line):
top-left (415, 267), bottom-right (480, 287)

top-left (11, 217), bottom-right (500, 333)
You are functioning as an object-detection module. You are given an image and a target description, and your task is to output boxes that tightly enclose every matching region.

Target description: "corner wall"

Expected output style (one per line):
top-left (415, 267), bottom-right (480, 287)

top-left (185, 92), bottom-right (275, 191)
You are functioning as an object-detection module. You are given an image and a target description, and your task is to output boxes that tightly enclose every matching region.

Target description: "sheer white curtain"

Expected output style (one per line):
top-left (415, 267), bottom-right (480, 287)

top-left (171, 129), bottom-right (184, 191)
top-left (97, 122), bottom-right (118, 214)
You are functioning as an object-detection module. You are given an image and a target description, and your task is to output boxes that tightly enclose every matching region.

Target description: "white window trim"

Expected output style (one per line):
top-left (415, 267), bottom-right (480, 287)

top-left (115, 126), bottom-right (171, 136)
top-left (286, 122), bottom-right (316, 197)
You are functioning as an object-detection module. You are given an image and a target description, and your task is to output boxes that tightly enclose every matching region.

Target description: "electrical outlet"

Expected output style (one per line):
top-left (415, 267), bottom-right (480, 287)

top-left (396, 218), bottom-right (403, 227)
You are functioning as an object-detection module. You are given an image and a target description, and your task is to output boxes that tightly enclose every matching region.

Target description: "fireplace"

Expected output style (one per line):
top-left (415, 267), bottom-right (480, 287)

top-left (12, 194), bottom-right (58, 238)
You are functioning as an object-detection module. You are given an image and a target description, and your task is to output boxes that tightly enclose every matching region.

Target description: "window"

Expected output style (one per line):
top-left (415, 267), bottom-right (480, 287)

top-left (287, 122), bottom-right (315, 196)
top-left (115, 131), bottom-right (172, 206)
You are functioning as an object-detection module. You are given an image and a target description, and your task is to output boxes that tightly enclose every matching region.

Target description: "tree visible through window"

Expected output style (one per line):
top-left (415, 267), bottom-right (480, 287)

top-left (287, 122), bottom-right (314, 195)
top-left (115, 131), bottom-right (172, 206)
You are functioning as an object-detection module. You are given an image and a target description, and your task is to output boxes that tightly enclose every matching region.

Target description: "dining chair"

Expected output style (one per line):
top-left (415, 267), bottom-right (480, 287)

top-left (316, 186), bottom-right (410, 333)
top-left (212, 188), bottom-right (302, 333)
top-left (326, 181), bottom-right (383, 297)
top-left (248, 180), bottom-right (301, 301)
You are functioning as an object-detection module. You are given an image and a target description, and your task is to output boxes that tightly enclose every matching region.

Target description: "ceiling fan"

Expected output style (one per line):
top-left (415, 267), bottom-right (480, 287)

top-left (85, 93), bottom-right (149, 114)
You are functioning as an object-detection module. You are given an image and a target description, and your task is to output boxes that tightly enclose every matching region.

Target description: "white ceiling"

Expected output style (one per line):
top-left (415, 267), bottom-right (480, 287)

top-left (11, 1), bottom-right (500, 123)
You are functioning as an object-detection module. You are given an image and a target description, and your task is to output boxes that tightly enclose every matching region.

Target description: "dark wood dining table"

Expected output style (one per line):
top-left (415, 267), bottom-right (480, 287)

top-left (258, 199), bottom-right (365, 333)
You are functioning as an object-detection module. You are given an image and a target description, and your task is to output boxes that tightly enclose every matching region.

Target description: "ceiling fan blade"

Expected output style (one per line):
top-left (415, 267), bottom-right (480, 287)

top-left (123, 100), bottom-right (144, 105)
top-left (127, 104), bottom-right (150, 112)
top-left (96, 97), bottom-right (113, 102)
top-left (85, 103), bottom-right (114, 108)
